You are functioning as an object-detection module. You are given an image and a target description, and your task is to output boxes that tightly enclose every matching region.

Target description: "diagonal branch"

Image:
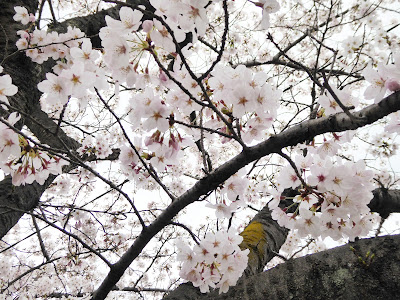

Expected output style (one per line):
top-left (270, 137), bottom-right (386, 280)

top-left (93, 90), bottom-right (400, 299)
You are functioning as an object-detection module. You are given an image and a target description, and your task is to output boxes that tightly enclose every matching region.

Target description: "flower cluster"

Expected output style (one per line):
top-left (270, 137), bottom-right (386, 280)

top-left (8, 7), bottom-right (103, 186)
top-left (0, 113), bottom-right (67, 186)
top-left (36, 38), bottom-right (104, 109)
top-left (176, 229), bottom-right (249, 294)
top-left (14, 8), bottom-right (106, 110)
top-left (15, 22), bottom-right (86, 64)
top-left (99, 6), bottom-right (144, 80)
top-left (318, 86), bottom-right (359, 116)
top-left (206, 169), bottom-right (250, 218)
top-left (150, 0), bottom-right (211, 39)
top-left (209, 64), bottom-right (281, 143)
top-left (270, 153), bottom-right (380, 241)
top-left (78, 135), bottom-right (113, 159)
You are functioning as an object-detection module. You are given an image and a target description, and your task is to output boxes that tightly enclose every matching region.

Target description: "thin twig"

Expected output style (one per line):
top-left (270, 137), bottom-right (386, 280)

top-left (31, 215), bottom-right (51, 261)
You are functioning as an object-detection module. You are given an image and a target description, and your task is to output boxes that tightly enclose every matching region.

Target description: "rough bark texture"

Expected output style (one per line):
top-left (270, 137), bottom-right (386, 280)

top-left (0, 0), bottom-right (80, 239)
top-left (239, 203), bottom-right (289, 275)
top-left (164, 234), bottom-right (400, 300)
top-left (0, 176), bottom-right (54, 239)
top-left (369, 189), bottom-right (400, 218)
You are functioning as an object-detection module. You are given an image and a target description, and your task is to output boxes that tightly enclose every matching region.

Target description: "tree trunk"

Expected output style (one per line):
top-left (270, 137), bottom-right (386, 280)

top-left (164, 234), bottom-right (400, 300)
top-left (0, 0), bottom-right (80, 239)
top-left (0, 0), bottom-right (155, 240)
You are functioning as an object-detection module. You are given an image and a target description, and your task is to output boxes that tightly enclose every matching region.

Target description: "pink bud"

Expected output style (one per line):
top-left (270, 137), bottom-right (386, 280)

top-left (142, 20), bottom-right (153, 33)
top-left (114, 81), bottom-right (120, 96)
top-left (17, 30), bottom-right (29, 39)
top-left (144, 136), bottom-right (153, 146)
top-left (385, 78), bottom-right (400, 92)
top-left (29, 13), bottom-right (36, 23)
top-left (159, 70), bottom-right (168, 83)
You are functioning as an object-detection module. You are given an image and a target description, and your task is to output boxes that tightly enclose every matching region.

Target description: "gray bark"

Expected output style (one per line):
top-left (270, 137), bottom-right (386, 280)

top-left (164, 234), bottom-right (400, 300)
top-left (0, 0), bottom-right (80, 239)
top-left (370, 189), bottom-right (400, 218)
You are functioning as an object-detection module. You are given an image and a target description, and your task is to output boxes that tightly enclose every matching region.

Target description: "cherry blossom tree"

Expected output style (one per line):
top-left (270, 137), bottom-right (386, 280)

top-left (1, 0), bottom-right (400, 299)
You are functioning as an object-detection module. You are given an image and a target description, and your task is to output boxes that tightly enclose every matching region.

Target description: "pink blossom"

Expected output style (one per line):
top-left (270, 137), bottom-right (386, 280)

top-left (385, 78), bottom-right (400, 92)
top-left (176, 228), bottom-right (249, 294)
top-left (102, 36), bottom-right (130, 68)
top-left (179, 0), bottom-right (209, 37)
top-left (70, 39), bottom-right (100, 66)
top-left (0, 74), bottom-right (18, 105)
top-left (13, 6), bottom-right (30, 25)
top-left (119, 6), bottom-right (143, 32)
top-left (276, 166), bottom-right (301, 190)
top-left (0, 113), bottom-right (21, 160)
top-left (316, 139), bottom-right (340, 159)
top-left (142, 20), bottom-right (153, 33)
top-left (60, 63), bottom-right (96, 98)
top-left (206, 201), bottom-right (238, 219)
top-left (37, 72), bottom-right (70, 105)
top-left (363, 64), bottom-right (391, 103)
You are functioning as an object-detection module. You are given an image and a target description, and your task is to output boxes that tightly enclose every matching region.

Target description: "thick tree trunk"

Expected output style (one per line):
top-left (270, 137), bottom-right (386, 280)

top-left (0, 0), bottom-right (80, 239)
top-left (0, 0), bottom-right (154, 240)
top-left (164, 234), bottom-right (400, 300)
top-left (0, 176), bottom-right (56, 239)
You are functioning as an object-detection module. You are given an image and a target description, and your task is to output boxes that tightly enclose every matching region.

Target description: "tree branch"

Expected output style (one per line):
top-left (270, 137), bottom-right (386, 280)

top-left (93, 90), bottom-right (400, 298)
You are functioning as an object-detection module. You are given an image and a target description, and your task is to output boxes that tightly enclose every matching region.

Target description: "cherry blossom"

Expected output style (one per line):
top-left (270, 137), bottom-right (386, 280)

top-left (0, 113), bottom-right (21, 161)
top-left (37, 72), bottom-right (70, 105)
top-left (0, 131), bottom-right (68, 186)
top-left (318, 86), bottom-right (358, 115)
top-left (176, 228), bottom-right (249, 294)
top-left (150, 19), bottom-right (185, 53)
top-left (60, 63), bottom-right (96, 98)
top-left (119, 6), bottom-right (143, 32)
top-left (362, 58), bottom-right (400, 103)
top-left (179, 0), bottom-right (209, 37)
top-left (70, 39), bottom-right (100, 67)
top-left (272, 152), bottom-right (379, 241)
top-left (4, 1), bottom-right (400, 298)
top-left (13, 6), bottom-right (30, 25)
top-left (0, 74), bottom-right (18, 106)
